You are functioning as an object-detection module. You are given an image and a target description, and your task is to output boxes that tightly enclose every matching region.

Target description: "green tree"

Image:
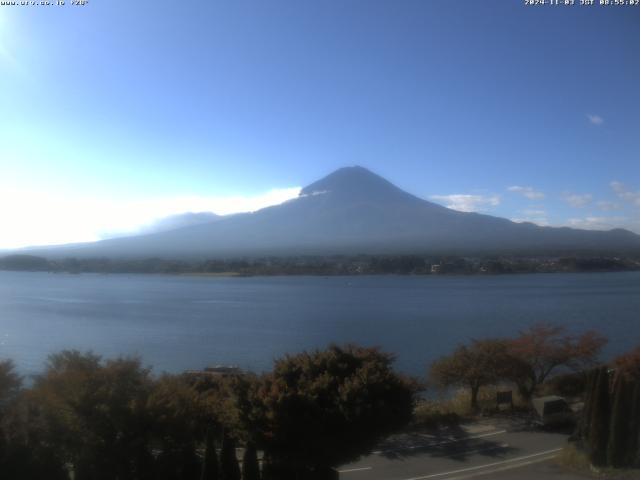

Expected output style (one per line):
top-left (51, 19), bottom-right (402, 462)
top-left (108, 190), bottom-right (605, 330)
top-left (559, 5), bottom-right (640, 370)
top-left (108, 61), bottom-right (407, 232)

top-left (253, 344), bottom-right (417, 477)
top-left (430, 339), bottom-right (509, 412)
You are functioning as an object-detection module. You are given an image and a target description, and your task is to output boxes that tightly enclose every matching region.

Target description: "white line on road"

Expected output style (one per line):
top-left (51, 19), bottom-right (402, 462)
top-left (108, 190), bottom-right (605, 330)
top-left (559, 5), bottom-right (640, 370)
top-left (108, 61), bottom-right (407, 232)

top-left (402, 447), bottom-right (564, 480)
top-left (444, 454), bottom-right (558, 480)
top-left (338, 466), bottom-right (373, 473)
top-left (372, 430), bottom-right (507, 455)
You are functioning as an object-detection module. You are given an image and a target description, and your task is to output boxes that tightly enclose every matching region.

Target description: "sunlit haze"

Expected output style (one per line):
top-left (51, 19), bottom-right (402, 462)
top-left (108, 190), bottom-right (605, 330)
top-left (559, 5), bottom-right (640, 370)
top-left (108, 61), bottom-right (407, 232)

top-left (0, 187), bottom-right (301, 249)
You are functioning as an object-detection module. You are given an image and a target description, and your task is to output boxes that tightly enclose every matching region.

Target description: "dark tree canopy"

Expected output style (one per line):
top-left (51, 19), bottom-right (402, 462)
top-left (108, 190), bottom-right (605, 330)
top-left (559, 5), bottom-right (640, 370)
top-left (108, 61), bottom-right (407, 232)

top-left (0, 360), bottom-right (21, 405)
top-left (253, 344), bottom-right (418, 473)
top-left (29, 351), bottom-right (155, 480)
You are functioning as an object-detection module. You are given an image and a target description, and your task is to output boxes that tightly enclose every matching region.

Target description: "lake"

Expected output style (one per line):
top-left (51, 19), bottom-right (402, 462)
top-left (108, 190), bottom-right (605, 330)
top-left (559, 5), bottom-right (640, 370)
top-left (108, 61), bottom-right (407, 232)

top-left (0, 271), bottom-right (638, 379)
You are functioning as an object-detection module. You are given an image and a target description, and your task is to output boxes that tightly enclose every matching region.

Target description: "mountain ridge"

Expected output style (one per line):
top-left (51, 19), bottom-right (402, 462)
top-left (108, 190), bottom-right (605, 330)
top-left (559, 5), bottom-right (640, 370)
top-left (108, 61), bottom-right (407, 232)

top-left (17, 166), bottom-right (640, 259)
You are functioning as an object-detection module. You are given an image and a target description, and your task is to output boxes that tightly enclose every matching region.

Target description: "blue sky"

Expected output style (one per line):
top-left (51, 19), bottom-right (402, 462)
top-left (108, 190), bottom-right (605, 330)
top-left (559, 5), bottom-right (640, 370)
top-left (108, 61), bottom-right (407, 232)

top-left (0, 1), bottom-right (638, 247)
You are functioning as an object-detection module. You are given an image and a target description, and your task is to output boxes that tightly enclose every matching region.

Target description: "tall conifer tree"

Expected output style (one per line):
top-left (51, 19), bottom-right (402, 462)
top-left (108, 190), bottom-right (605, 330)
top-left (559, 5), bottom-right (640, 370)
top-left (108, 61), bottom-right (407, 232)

top-left (201, 428), bottom-right (219, 480)
top-left (220, 434), bottom-right (241, 480)
top-left (241, 442), bottom-right (260, 480)
top-left (588, 366), bottom-right (610, 466)
top-left (607, 373), bottom-right (631, 467)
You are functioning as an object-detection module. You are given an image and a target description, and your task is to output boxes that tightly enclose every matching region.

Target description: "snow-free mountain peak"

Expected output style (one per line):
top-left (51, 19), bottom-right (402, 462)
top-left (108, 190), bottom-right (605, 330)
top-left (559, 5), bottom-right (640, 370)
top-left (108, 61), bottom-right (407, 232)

top-left (16, 167), bottom-right (640, 259)
top-left (299, 166), bottom-right (418, 203)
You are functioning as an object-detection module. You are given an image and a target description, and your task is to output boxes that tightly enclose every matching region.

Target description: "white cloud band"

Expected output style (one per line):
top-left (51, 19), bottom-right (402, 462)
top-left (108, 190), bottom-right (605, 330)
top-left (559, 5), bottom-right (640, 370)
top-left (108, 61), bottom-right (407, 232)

top-left (507, 185), bottom-right (545, 200)
top-left (430, 194), bottom-right (500, 212)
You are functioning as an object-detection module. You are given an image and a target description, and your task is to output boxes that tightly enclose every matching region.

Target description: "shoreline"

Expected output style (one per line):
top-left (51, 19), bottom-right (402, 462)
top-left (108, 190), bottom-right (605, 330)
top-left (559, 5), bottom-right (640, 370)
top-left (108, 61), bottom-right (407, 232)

top-left (1, 268), bottom-right (639, 278)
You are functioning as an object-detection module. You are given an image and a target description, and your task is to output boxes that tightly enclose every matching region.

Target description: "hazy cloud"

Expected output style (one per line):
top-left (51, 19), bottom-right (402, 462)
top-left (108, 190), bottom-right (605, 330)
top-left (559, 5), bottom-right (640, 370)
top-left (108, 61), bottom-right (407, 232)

top-left (507, 186), bottom-right (545, 200)
top-left (563, 193), bottom-right (593, 208)
top-left (596, 200), bottom-right (621, 211)
top-left (587, 114), bottom-right (604, 125)
top-left (512, 208), bottom-right (549, 226)
top-left (431, 194), bottom-right (500, 212)
top-left (0, 187), bottom-right (302, 249)
top-left (567, 216), bottom-right (628, 231)
top-left (611, 181), bottom-right (640, 207)
top-left (522, 209), bottom-right (546, 217)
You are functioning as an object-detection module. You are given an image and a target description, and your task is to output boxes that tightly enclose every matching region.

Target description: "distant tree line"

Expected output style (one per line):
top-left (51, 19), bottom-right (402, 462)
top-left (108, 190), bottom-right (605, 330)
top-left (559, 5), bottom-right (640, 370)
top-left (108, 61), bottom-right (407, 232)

top-left (0, 345), bottom-right (418, 480)
top-left (1, 254), bottom-right (638, 276)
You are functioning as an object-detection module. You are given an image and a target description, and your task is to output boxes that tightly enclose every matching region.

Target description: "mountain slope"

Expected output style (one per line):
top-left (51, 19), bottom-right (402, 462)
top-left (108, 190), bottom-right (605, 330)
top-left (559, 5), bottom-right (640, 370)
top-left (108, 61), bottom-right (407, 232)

top-left (138, 212), bottom-right (222, 235)
top-left (24, 166), bottom-right (640, 259)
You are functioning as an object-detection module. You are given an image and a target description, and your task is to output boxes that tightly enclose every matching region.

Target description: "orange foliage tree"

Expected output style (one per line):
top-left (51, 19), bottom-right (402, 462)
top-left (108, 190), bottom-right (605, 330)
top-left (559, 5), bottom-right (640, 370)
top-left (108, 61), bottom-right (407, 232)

top-left (506, 323), bottom-right (607, 402)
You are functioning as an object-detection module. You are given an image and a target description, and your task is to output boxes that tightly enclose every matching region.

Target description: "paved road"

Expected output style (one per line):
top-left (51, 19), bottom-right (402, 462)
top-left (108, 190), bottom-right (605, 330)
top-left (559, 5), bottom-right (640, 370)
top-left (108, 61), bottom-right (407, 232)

top-left (338, 422), bottom-right (588, 480)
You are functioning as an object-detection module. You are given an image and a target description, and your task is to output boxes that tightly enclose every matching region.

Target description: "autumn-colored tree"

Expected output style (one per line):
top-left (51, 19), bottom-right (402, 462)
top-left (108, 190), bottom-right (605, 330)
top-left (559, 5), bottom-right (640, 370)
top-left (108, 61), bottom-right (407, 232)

top-left (28, 350), bottom-right (155, 480)
top-left (253, 344), bottom-right (418, 477)
top-left (614, 346), bottom-right (640, 381)
top-left (430, 339), bottom-right (510, 412)
top-left (147, 374), bottom-right (207, 480)
top-left (505, 323), bottom-right (606, 402)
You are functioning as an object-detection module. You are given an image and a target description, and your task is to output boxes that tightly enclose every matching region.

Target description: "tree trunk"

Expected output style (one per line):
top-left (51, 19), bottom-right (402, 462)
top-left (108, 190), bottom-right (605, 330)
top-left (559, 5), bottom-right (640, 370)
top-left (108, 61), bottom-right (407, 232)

top-left (241, 442), bottom-right (260, 480)
top-left (470, 385), bottom-right (480, 413)
top-left (220, 434), bottom-right (241, 480)
top-left (517, 383), bottom-right (533, 404)
top-left (201, 428), bottom-right (219, 480)
top-left (626, 382), bottom-right (640, 467)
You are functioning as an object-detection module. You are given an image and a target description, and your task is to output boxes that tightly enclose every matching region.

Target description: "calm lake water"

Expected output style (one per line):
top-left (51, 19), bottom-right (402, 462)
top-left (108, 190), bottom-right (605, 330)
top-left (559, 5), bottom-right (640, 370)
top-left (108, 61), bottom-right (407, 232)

top-left (0, 271), bottom-right (638, 379)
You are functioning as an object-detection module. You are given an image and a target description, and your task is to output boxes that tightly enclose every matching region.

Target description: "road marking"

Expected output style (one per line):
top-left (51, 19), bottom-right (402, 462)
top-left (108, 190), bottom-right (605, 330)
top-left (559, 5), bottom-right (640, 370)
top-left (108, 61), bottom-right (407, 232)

top-left (372, 430), bottom-right (507, 455)
top-left (444, 454), bottom-right (558, 479)
top-left (338, 466), bottom-right (373, 473)
top-left (402, 447), bottom-right (564, 480)
top-left (448, 443), bottom-right (509, 456)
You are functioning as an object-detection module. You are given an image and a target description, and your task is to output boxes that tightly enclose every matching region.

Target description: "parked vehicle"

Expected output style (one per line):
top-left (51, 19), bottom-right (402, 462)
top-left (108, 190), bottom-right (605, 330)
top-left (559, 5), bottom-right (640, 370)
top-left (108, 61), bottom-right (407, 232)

top-left (532, 395), bottom-right (575, 427)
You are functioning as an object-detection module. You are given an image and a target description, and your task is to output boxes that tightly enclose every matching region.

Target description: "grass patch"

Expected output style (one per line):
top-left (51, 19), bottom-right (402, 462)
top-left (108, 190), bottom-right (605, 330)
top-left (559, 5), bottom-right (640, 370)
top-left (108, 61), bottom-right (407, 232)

top-left (557, 444), bottom-right (640, 479)
top-left (412, 400), bottom-right (461, 429)
top-left (411, 386), bottom-right (530, 430)
top-left (557, 444), bottom-right (591, 472)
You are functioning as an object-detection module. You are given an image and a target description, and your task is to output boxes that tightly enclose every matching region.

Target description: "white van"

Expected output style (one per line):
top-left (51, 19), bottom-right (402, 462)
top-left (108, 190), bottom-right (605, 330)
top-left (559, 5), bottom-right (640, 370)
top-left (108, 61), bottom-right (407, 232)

top-left (532, 395), bottom-right (574, 427)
